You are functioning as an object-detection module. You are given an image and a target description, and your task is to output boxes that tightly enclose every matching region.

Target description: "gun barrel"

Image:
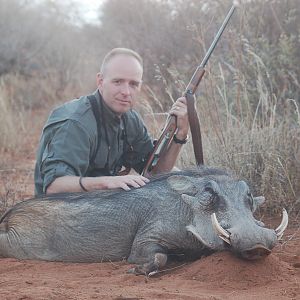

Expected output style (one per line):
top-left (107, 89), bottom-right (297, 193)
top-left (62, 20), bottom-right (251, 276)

top-left (142, 4), bottom-right (237, 175)
top-left (200, 5), bottom-right (236, 68)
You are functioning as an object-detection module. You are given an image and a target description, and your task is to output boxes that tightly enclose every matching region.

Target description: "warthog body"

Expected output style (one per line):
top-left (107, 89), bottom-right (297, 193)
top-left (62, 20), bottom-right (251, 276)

top-left (0, 167), bottom-right (282, 275)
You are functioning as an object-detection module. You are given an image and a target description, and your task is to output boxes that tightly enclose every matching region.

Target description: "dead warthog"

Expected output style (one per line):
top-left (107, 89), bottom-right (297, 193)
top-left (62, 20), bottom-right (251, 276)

top-left (0, 166), bottom-right (288, 275)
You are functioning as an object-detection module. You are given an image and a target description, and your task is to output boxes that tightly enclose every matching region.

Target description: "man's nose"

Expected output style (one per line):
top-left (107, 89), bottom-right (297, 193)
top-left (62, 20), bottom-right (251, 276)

top-left (120, 83), bottom-right (130, 96)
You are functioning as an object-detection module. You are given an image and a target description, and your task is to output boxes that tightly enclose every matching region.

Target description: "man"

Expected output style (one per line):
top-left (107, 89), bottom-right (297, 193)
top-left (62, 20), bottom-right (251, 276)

top-left (34, 48), bottom-right (189, 195)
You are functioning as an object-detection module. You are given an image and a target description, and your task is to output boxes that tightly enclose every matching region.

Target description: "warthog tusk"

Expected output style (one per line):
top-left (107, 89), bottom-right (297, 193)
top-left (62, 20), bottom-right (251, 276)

top-left (211, 213), bottom-right (231, 245)
top-left (275, 208), bottom-right (289, 240)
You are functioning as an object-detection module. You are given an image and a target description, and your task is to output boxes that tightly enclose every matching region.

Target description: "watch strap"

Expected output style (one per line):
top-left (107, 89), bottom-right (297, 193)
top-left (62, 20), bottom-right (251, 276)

top-left (173, 134), bottom-right (188, 144)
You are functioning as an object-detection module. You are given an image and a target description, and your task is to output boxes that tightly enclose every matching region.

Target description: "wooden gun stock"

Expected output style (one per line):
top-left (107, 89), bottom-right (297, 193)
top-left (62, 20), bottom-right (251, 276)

top-left (142, 115), bottom-right (177, 177)
top-left (185, 66), bottom-right (205, 95)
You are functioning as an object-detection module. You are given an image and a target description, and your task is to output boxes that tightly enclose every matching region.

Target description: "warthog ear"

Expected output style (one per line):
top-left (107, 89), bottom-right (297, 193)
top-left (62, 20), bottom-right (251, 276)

top-left (252, 196), bottom-right (265, 212)
top-left (167, 175), bottom-right (197, 195)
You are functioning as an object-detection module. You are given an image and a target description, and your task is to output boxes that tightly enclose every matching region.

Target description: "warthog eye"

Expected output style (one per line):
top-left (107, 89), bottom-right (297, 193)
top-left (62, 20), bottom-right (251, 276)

top-left (204, 186), bottom-right (215, 194)
top-left (204, 191), bottom-right (220, 212)
top-left (203, 182), bottom-right (221, 212)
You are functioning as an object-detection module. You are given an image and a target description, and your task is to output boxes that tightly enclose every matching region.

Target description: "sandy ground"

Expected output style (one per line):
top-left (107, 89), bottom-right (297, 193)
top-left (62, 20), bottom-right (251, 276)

top-left (0, 110), bottom-right (299, 300)
top-left (0, 230), bottom-right (299, 300)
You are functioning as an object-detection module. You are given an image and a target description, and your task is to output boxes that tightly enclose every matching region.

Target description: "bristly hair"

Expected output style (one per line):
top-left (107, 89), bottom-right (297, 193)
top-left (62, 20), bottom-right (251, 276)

top-left (148, 165), bottom-right (234, 183)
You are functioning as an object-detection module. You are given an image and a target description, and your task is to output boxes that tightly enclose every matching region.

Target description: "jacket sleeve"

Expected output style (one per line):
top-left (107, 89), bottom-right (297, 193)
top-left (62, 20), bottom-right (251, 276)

top-left (40, 119), bottom-right (93, 193)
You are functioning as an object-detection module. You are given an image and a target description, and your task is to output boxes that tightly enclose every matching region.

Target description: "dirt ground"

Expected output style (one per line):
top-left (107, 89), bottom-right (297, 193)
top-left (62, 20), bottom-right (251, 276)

top-left (0, 110), bottom-right (299, 300)
top-left (0, 234), bottom-right (299, 300)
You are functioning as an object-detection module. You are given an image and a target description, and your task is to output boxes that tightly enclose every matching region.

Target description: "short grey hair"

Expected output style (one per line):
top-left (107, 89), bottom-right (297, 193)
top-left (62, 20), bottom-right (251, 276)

top-left (100, 48), bottom-right (143, 74)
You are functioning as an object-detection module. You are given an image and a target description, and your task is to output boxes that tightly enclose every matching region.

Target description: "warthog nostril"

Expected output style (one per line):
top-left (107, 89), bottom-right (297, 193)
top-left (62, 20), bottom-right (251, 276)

top-left (241, 245), bottom-right (271, 260)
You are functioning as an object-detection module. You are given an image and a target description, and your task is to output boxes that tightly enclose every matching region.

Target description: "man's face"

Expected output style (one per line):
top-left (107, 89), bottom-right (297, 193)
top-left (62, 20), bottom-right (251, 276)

top-left (97, 54), bottom-right (143, 115)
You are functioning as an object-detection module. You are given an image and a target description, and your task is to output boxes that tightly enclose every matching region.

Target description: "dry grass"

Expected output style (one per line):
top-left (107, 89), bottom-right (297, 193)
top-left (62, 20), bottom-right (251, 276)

top-left (0, 76), bottom-right (25, 154)
top-left (0, 0), bottom-right (299, 215)
top-left (141, 24), bottom-right (300, 214)
top-left (179, 55), bottom-right (299, 214)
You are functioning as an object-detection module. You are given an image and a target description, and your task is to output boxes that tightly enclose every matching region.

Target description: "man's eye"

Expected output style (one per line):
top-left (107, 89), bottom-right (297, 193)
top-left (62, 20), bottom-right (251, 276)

top-left (113, 80), bottom-right (122, 85)
top-left (130, 82), bottom-right (139, 88)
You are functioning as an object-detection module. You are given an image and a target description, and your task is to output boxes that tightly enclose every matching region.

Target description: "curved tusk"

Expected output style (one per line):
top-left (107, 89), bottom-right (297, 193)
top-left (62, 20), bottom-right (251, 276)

top-left (275, 208), bottom-right (289, 240)
top-left (211, 213), bottom-right (231, 245)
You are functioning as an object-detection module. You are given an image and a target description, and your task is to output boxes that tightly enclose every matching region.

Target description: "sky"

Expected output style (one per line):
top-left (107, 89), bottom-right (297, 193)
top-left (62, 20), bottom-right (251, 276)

top-left (37, 0), bottom-right (104, 24)
top-left (71, 0), bottom-right (103, 23)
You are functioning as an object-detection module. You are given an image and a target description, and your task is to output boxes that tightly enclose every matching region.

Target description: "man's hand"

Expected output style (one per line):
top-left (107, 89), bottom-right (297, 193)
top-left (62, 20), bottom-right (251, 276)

top-left (169, 97), bottom-right (189, 139)
top-left (100, 175), bottom-right (150, 191)
top-left (149, 97), bottom-right (189, 175)
top-left (46, 174), bottom-right (150, 194)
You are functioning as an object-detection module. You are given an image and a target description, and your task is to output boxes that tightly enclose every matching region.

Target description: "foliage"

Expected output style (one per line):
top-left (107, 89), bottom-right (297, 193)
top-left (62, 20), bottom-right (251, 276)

top-left (0, 0), bottom-right (299, 213)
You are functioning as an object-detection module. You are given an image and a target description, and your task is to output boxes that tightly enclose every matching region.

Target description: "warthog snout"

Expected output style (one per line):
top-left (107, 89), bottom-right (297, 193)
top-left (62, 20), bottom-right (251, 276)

top-left (241, 245), bottom-right (272, 260)
top-left (211, 208), bottom-right (288, 260)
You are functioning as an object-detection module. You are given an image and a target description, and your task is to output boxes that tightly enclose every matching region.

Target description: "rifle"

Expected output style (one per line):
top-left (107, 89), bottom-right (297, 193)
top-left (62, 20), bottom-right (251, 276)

top-left (142, 4), bottom-right (236, 176)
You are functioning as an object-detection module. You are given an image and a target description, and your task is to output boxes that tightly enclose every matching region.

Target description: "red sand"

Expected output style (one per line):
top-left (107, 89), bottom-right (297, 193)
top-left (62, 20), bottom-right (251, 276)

top-left (0, 110), bottom-right (299, 300)
top-left (0, 240), bottom-right (299, 300)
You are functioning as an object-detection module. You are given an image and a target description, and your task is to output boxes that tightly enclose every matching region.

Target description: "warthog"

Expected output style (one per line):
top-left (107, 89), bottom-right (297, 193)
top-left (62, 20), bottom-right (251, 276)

top-left (0, 167), bottom-right (288, 275)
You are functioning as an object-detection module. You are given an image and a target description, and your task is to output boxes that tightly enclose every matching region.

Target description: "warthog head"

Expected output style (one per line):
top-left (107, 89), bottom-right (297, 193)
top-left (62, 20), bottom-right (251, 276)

top-left (168, 174), bottom-right (288, 260)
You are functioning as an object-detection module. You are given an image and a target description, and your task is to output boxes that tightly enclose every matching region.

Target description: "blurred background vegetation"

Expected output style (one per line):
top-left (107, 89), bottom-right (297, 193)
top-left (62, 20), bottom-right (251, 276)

top-left (0, 0), bottom-right (299, 214)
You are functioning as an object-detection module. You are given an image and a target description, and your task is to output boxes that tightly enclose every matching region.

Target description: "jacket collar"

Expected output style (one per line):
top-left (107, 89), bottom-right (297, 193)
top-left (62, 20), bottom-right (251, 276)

top-left (94, 89), bottom-right (122, 126)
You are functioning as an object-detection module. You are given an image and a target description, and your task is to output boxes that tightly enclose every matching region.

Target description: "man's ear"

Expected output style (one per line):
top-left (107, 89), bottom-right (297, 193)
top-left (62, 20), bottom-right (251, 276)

top-left (96, 73), bottom-right (103, 88)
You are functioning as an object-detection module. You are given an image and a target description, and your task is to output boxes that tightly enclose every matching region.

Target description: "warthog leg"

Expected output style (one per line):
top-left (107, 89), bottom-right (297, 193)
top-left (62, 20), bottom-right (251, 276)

top-left (127, 242), bottom-right (168, 276)
top-left (127, 252), bottom-right (168, 276)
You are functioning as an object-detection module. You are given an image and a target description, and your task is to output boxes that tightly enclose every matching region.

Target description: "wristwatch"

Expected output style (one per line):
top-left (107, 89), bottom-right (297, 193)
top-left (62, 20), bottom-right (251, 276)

top-left (173, 134), bottom-right (189, 144)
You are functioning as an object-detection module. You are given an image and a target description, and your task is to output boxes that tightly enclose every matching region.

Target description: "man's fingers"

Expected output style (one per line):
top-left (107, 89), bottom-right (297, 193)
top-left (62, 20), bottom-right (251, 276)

top-left (119, 175), bottom-right (150, 190)
top-left (170, 100), bottom-right (187, 116)
top-left (175, 101), bottom-right (186, 109)
top-left (120, 183), bottom-right (131, 191)
top-left (127, 175), bottom-right (149, 183)
top-left (135, 178), bottom-right (147, 186)
top-left (127, 179), bottom-right (141, 188)
top-left (175, 97), bottom-right (187, 105)
top-left (140, 176), bottom-right (150, 183)
top-left (170, 107), bottom-right (187, 117)
top-left (178, 97), bottom-right (187, 104)
top-left (128, 177), bottom-right (148, 188)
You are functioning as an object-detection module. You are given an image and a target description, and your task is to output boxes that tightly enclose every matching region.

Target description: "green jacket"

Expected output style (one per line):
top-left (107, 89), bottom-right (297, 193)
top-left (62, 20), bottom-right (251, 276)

top-left (34, 90), bottom-right (153, 196)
